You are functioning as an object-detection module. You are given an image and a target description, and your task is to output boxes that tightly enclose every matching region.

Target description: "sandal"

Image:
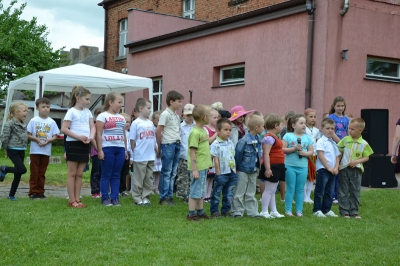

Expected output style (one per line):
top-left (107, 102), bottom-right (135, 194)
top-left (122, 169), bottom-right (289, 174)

top-left (68, 201), bottom-right (84, 208)
top-left (76, 201), bottom-right (87, 208)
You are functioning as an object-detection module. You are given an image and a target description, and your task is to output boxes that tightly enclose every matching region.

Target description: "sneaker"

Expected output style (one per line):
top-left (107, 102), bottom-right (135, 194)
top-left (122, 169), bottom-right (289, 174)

top-left (212, 212), bottom-right (222, 218)
top-left (119, 191), bottom-right (129, 197)
top-left (186, 214), bottom-right (200, 221)
top-left (38, 195), bottom-right (46, 199)
top-left (159, 199), bottom-right (169, 205)
top-left (234, 214), bottom-right (243, 218)
top-left (167, 198), bottom-right (176, 205)
top-left (92, 194), bottom-right (101, 198)
top-left (285, 211), bottom-right (294, 217)
top-left (197, 213), bottom-right (210, 219)
top-left (260, 211), bottom-right (274, 219)
top-left (343, 214), bottom-right (350, 218)
top-left (135, 200), bottom-right (143, 206)
top-left (280, 199), bottom-right (285, 202)
top-left (324, 210), bottom-right (338, 217)
top-left (204, 197), bottom-right (211, 203)
top-left (270, 211), bottom-right (285, 218)
top-left (0, 165), bottom-right (6, 182)
top-left (153, 189), bottom-right (160, 195)
top-left (296, 212), bottom-right (303, 217)
top-left (249, 215), bottom-right (262, 219)
top-left (182, 197), bottom-right (188, 203)
top-left (313, 210), bottom-right (326, 218)
top-left (102, 199), bottom-right (112, 206)
top-left (111, 199), bottom-right (121, 206)
top-left (142, 198), bottom-right (151, 206)
top-left (308, 199), bottom-right (314, 203)
top-left (7, 196), bottom-right (17, 201)
top-left (333, 199), bottom-right (338, 204)
top-left (30, 194), bottom-right (40, 200)
top-left (221, 212), bottom-right (233, 217)
top-left (353, 214), bottom-right (361, 219)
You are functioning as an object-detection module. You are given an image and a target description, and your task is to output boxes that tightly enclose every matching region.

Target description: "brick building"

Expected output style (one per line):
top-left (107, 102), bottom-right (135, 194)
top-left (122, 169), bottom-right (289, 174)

top-left (98, 0), bottom-right (287, 73)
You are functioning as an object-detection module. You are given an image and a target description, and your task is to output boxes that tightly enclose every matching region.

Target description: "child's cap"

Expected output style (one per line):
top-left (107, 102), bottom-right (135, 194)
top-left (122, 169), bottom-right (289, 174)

top-left (229, 105), bottom-right (255, 121)
top-left (183, 104), bottom-right (195, 115)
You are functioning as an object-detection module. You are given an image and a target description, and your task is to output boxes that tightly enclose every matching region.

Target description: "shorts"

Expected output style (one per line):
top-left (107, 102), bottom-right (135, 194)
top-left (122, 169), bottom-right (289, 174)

top-left (258, 164), bottom-right (286, 183)
top-left (189, 169), bottom-right (207, 199)
top-left (66, 141), bottom-right (89, 163)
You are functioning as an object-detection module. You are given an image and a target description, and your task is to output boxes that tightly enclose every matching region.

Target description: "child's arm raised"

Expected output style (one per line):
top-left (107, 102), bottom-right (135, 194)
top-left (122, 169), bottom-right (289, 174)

top-left (189, 147), bottom-right (199, 179)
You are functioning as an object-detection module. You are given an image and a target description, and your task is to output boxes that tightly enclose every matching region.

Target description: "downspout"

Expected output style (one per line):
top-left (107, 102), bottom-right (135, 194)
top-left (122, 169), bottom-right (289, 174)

top-left (98, 1), bottom-right (108, 69)
top-left (340, 0), bottom-right (350, 16)
top-left (305, 0), bottom-right (315, 109)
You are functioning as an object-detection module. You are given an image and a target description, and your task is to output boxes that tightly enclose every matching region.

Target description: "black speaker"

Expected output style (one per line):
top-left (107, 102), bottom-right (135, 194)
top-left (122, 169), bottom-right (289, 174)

top-left (361, 109), bottom-right (388, 155)
top-left (362, 156), bottom-right (398, 188)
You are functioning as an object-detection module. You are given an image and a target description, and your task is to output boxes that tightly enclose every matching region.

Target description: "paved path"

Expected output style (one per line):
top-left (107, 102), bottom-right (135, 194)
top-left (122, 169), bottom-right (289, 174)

top-left (0, 184), bottom-right (91, 198)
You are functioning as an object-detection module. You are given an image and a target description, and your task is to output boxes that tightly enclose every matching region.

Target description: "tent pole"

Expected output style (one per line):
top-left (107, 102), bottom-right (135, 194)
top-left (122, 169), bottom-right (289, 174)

top-left (189, 90), bottom-right (193, 104)
top-left (39, 76), bottom-right (43, 97)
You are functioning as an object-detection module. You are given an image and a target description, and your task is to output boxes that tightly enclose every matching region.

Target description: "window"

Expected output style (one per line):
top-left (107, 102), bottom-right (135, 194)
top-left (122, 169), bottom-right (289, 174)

top-left (220, 65), bottom-right (245, 86)
top-left (119, 19), bottom-right (128, 57)
top-left (183, 0), bottom-right (195, 19)
top-left (153, 78), bottom-right (163, 111)
top-left (366, 57), bottom-right (400, 81)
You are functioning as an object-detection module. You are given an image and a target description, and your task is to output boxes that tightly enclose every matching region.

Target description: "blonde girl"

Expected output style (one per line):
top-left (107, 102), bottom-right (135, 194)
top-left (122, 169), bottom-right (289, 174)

top-left (0, 102), bottom-right (29, 200)
top-left (204, 109), bottom-right (219, 202)
top-left (61, 86), bottom-right (95, 208)
top-left (282, 114), bottom-right (314, 216)
top-left (304, 108), bottom-right (321, 203)
top-left (96, 92), bottom-right (127, 206)
top-left (152, 111), bottom-right (162, 194)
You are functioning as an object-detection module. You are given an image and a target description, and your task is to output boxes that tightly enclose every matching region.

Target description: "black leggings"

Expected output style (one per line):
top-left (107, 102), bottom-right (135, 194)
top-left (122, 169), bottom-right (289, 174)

top-left (6, 149), bottom-right (27, 197)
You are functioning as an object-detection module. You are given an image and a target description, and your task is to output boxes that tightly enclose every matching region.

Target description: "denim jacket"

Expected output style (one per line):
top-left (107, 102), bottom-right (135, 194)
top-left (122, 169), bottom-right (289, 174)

top-left (235, 131), bottom-right (261, 173)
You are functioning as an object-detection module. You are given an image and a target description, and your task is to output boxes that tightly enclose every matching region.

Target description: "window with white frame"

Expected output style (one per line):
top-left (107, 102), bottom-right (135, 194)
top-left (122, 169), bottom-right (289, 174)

top-left (366, 57), bottom-right (400, 81)
top-left (183, 0), bottom-right (195, 19)
top-left (153, 78), bottom-right (163, 111)
top-left (220, 65), bottom-right (245, 86)
top-left (119, 19), bottom-right (128, 57)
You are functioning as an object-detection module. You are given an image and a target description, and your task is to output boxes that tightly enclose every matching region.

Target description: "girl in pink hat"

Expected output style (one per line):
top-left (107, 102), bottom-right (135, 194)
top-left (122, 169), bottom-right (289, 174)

top-left (229, 106), bottom-right (255, 146)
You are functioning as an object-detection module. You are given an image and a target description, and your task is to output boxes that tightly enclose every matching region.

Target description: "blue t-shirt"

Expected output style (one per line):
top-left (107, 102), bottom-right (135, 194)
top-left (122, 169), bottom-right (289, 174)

top-left (328, 113), bottom-right (349, 140)
top-left (283, 132), bottom-right (313, 167)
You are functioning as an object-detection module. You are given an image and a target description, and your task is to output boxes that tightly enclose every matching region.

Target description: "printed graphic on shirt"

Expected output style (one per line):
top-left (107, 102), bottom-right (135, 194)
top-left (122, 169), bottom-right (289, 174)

top-left (103, 116), bottom-right (125, 142)
top-left (35, 122), bottom-right (52, 143)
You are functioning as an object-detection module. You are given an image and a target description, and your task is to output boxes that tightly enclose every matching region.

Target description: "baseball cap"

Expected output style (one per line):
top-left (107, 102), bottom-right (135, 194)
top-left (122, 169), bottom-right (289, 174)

top-left (183, 104), bottom-right (194, 115)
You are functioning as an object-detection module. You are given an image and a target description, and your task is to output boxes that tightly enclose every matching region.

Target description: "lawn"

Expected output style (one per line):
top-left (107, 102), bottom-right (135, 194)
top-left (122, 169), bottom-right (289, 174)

top-left (0, 146), bottom-right (399, 265)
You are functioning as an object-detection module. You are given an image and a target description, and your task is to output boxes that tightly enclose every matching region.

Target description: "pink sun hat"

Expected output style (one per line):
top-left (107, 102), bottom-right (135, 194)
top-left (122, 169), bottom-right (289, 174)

top-left (229, 105), bottom-right (255, 121)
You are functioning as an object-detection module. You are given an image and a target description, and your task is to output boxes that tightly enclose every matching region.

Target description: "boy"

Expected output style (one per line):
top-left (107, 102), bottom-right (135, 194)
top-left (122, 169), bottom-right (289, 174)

top-left (187, 104), bottom-right (213, 221)
top-left (337, 118), bottom-right (373, 219)
top-left (176, 103), bottom-right (195, 202)
top-left (210, 118), bottom-right (238, 218)
top-left (231, 115), bottom-right (264, 218)
top-left (27, 97), bottom-right (60, 199)
top-left (129, 98), bottom-right (156, 205)
top-left (313, 118), bottom-right (341, 218)
top-left (156, 90), bottom-right (184, 205)
top-left (120, 113), bottom-right (133, 196)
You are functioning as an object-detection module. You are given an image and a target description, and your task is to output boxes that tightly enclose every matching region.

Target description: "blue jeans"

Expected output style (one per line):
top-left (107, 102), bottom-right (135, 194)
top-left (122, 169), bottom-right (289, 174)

top-left (313, 168), bottom-right (335, 213)
top-left (285, 165), bottom-right (308, 213)
top-left (210, 171), bottom-right (238, 214)
top-left (160, 142), bottom-right (181, 201)
top-left (100, 147), bottom-right (125, 201)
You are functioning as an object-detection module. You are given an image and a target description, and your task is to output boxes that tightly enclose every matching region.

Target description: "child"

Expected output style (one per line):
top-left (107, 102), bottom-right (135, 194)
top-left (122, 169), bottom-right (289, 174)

top-left (204, 108), bottom-right (219, 203)
top-left (231, 115), bottom-right (264, 218)
top-left (186, 105), bottom-right (213, 221)
top-left (0, 102), bottom-right (29, 200)
top-left (176, 104), bottom-right (195, 202)
top-left (313, 118), bottom-right (341, 218)
top-left (280, 110), bottom-right (295, 139)
top-left (27, 97), bottom-right (60, 199)
top-left (337, 118), bottom-right (373, 219)
top-left (304, 108), bottom-right (321, 203)
top-left (328, 96), bottom-right (350, 203)
top-left (282, 114), bottom-right (314, 217)
top-left (156, 90), bottom-right (184, 205)
top-left (258, 114), bottom-right (285, 219)
top-left (129, 98), bottom-right (156, 206)
top-left (96, 92), bottom-right (127, 207)
top-left (120, 113), bottom-right (133, 196)
top-left (90, 107), bottom-right (103, 198)
top-left (151, 111), bottom-right (161, 194)
top-left (61, 86), bottom-right (95, 208)
top-left (210, 118), bottom-right (238, 218)
top-left (229, 105), bottom-right (255, 146)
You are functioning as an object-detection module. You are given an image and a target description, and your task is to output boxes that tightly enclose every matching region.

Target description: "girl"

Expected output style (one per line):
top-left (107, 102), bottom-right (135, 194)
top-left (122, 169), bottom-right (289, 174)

top-left (96, 92), bottom-right (127, 207)
top-left (90, 107), bottom-right (103, 198)
top-left (304, 108), bottom-right (321, 203)
top-left (282, 114), bottom-right (314, 217)
top-left (328, 96), bottom-right (349, 202)
top-left (204, 109), bottom-right (219, 203)
top-left (0, 102), bottom-right (29, 200)
top-left (229, 105), bottom-right (255, 146)
top-left (152, 111), bottom-right (162, 194)
top-left (62, 86), bottom-right (95, 208)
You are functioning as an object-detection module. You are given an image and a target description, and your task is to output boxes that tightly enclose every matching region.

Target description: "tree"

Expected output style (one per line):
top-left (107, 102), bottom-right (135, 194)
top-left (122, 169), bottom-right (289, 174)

top-left (0, 0), bottom-right (68, 100)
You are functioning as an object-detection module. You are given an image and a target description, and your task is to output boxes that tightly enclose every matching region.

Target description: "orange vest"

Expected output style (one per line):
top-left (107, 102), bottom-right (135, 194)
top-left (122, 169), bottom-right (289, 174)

top-left (263, 133), bottom-right (285, 165)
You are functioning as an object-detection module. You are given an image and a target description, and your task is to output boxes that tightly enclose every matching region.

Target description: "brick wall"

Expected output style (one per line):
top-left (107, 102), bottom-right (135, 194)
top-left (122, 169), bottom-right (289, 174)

top-left (102, 0), bottom-right (288, 72)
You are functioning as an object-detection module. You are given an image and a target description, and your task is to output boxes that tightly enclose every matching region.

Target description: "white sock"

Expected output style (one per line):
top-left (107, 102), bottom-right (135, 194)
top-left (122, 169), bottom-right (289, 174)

top-left (306, 181), bottom-right (313, 200)
top-left (262, 181), bottom-right (278, 213)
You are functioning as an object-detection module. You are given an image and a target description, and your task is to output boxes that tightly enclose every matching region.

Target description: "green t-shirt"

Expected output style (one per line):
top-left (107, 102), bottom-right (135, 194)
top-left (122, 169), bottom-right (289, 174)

top-left (337, 136), bottom-right (374, 172)
top-left (187, 127), bottom-right (213, 171)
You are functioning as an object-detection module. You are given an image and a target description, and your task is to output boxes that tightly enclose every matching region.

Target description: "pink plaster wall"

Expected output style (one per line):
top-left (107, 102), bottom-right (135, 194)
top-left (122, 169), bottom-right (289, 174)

top-left (128, 10), bottom-right (206, 42)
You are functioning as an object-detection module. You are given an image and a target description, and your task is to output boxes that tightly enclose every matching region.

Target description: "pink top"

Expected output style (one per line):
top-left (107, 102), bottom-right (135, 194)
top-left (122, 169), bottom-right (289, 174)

top-left (204, 125), bottom-right (216, 137)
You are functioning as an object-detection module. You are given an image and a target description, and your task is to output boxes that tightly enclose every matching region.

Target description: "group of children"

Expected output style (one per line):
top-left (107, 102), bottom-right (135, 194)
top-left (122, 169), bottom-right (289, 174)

top-left (0, 89), bottom-right (374, 221)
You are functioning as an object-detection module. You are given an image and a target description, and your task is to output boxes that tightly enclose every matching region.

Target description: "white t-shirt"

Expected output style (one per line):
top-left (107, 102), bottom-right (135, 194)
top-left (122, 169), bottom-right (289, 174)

top-left (158, 107), bottom-right (181, 144)
top-left (129, 118), bottom-right (156, 162)
top-left (64, 108), bottom-right (93, 141)
top-left (96, 112), bottom-right (126, 148)
top-left (27, 116), bottom-right (60, 156)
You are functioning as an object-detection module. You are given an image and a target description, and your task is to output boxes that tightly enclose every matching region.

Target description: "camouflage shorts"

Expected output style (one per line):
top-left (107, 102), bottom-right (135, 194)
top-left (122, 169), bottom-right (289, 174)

top-left (175, 159), bottom-right (190, 199)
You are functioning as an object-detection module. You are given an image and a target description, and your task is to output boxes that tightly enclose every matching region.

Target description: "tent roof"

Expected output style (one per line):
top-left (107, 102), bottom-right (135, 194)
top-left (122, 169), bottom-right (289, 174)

top-left (7, 63), bottom-right (152, 94)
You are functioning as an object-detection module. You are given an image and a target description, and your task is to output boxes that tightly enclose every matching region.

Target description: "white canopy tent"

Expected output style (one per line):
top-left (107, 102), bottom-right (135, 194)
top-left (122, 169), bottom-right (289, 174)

top-left (2, 64), bottom-right (153, 131)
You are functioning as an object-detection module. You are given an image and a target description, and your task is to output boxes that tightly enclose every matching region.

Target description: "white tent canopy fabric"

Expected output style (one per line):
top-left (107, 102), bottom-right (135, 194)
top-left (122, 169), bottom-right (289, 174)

top-left (2, 64), bottom-right (153, 130)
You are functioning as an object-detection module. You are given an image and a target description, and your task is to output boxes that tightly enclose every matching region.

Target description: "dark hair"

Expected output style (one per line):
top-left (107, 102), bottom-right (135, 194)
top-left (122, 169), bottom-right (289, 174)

top-left (70, 86), bottom-right (91, 108)
top-left (166, 90), bottom-right (184, 106)
top-left (284, 110), bottom-right (296, 122)
top-left (287, 114), bottom-right (305, 132)
top-left (103, 91), bottom-right (122, 111)
top-left (216, 118), bottom-right (232, 130)
top-left (192, 104), bottom-right (209, 122)
top-left (329, 96), bottom-right (346, 115)
top-left (135, 98), bottom-right (151, 112)
top-left (35, 97), bottom-right (50, 107)
top-left (321, 118), bottom-right (335, 128)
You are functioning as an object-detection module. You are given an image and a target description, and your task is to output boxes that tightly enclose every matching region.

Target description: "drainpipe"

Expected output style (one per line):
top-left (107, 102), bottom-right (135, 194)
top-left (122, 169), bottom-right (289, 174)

top-left (340, 0), bottom-right (350, 16)
top-left (98, 1), bottom-right (108, 69)
top-left (305, 0), bottom-right (315, 109)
